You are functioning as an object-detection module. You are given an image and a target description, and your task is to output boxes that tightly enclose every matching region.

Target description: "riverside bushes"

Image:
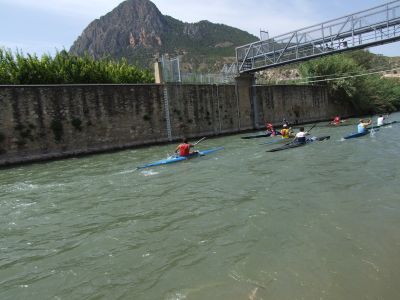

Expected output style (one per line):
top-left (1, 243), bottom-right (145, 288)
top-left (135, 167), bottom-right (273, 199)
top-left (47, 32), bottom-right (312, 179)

top-left (0, 49), bottom-right (154, 84)
top-left (299, 50), bottom-right (400, 113)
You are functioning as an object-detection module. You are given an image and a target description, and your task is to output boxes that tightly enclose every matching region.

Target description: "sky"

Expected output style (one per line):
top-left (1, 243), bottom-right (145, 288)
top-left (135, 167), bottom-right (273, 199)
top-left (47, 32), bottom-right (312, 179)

top-left (0, 0), bottom-right (398, 57)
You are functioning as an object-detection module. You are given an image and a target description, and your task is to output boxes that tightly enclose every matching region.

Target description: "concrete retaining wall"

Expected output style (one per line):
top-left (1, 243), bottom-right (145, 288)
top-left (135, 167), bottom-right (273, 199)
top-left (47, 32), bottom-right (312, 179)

top-left (253, 85), bottom-right (354, 128)
top-left (0, 83), bottom-right (353, 166)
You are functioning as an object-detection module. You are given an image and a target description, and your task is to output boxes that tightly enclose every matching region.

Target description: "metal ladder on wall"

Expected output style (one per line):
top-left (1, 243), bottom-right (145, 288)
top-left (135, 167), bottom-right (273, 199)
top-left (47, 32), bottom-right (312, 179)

top-left (163, 86), bottom-right (172, 141)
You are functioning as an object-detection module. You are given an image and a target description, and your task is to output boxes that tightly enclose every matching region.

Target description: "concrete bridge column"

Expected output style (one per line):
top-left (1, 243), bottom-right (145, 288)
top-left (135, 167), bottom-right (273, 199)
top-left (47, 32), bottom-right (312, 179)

top-left (154, 60), bottom-right (164, 84)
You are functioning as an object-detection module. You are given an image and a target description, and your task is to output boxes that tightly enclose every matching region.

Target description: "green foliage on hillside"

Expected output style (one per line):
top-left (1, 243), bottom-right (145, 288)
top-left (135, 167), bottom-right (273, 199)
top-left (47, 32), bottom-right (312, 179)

top-left (117, 17), bottom-right (258, 71)
top-left (0, 49), bottom-right (154, 84)
top-left (299, 50), bottom-right (400, 113)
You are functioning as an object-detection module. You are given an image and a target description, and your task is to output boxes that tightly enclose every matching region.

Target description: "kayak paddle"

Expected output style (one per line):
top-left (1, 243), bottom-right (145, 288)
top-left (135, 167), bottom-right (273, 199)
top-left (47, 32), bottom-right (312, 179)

top-left (307, 122), bottom-right (318, 133)
top-left (193, 137), bottom-right (206, 145)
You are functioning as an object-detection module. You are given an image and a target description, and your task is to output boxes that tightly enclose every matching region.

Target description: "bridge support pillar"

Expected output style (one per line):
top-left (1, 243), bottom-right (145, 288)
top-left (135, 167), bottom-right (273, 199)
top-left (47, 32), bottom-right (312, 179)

top-left (154, 60), bottom-right (164, 84)
top-left (235, 73), bottom-right (257, 130)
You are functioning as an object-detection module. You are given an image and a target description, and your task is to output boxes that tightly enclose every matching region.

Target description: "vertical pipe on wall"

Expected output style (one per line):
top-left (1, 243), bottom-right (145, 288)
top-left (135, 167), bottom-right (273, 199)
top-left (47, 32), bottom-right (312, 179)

top-left (251, 77), bottom-right (259, 129)
top-left (234, 81), bottom-right (241, 130)
top-left (216, 85), bottom-right (222, 133)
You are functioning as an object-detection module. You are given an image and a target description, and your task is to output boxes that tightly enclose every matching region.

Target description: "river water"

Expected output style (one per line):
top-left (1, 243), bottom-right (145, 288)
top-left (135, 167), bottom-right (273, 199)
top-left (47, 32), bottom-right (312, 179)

top-left (1, 114), bottom-right (400, 300)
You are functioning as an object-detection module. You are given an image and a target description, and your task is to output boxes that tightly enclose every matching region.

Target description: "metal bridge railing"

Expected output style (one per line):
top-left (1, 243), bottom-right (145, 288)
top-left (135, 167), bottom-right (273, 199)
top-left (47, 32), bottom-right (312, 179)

top-left (236, 0), bottom-right (400, 73)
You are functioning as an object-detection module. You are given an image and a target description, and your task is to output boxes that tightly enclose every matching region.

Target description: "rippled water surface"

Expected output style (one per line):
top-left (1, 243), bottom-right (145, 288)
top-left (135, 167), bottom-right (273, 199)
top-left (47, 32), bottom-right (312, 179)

top-left (1, 114), bottom-right (400, 300)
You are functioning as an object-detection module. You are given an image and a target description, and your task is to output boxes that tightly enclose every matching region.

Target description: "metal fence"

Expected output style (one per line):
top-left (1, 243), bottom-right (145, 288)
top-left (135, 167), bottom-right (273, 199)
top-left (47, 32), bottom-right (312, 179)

top-left (160, 54), bottom-right (237, 84)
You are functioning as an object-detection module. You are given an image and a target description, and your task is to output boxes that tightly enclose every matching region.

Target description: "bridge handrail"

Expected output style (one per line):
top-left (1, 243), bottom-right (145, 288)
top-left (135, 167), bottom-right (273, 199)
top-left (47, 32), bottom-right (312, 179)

top-left (236, 0), bottom-right (400, 51)
top-left (240, 19), bottom-right (400, 60)
top-left (236, 0), bottom-right (400, 72)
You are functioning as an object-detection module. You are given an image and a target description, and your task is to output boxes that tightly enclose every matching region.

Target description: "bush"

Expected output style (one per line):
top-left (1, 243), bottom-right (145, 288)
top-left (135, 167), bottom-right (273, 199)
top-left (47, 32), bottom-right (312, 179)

top-left (0, 48), bottom-right (154, 84)
top-left (299, 51), bottom-right (400, 113)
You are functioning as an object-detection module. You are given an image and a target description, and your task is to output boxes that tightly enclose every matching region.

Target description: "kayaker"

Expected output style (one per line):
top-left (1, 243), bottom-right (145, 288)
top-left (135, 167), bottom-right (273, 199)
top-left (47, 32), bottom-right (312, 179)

top-left (265, 122), bottom-right (278, 136)
top-left (293, 127), bottom-right (308, 144)
top-left (280, 124), bottom-right (292, 139)
top-left (332, 115), bottom-right (340, 125)
top-left (175, 138), bottom-right (195, 157)
top-left (357, 119), bottom-right (372, 133)
top-left (376, 115), bottom-right (385, 126)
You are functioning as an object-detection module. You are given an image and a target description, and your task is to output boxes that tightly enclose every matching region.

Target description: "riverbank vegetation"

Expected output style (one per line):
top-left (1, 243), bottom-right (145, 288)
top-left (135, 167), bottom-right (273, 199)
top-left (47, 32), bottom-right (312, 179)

top-left (299, 50), bottom-right (400, 113)
top-left (0, 49), bottom-right (154, 84)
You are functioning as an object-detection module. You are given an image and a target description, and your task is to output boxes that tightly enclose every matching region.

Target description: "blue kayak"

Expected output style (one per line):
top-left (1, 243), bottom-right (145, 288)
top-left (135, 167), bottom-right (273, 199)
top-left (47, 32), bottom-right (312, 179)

top-left (137, 147), bottom-right (224, 169)
top-left (342, 129), bottom-right (380, 139)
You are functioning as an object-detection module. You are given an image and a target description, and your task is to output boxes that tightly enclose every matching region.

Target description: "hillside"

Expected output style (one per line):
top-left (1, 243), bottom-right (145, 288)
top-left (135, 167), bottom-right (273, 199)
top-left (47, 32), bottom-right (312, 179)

top-left (69, 0), bottom-right (258, 71)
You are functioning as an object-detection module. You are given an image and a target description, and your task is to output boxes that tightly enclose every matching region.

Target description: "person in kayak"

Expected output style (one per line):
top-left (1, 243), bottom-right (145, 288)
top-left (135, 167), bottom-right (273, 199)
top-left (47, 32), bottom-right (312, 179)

top-left (175, 138), bottom-right (196, 157)
top-left (357, 119), bottom-right (372, 133)
top-left (280, 124), bottom-right (293, 139)
top-left (265, 122), bottom-right (274, 133)
top-left (332, 115), bottom-right (341, 125)
top-left (293, 127), bottom-right (308, 144)
top-left (376, 115), bottom-right (385, 126)
top-left (265, 122), bottom-right (278, 136)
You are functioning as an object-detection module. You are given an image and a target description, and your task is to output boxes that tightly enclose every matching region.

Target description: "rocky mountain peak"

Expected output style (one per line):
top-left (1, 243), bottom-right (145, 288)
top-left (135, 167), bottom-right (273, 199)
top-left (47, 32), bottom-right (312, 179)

top-left (69, 0), bottom-right (258, 71)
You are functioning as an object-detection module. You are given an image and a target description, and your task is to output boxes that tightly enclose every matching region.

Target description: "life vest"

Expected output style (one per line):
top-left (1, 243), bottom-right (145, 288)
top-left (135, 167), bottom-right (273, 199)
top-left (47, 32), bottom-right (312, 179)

top-left (333, 116), bottom-right (340, 124)
top-left (179, 143), bottom-right (191, 156)
top-left (281, 128), bottom-right (289, 138)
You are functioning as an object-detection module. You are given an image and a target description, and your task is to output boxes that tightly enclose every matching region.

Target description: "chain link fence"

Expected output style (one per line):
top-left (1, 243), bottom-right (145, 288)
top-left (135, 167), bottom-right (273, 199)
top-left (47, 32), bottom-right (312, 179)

top-left (160, 54), bottom-right (237, 84)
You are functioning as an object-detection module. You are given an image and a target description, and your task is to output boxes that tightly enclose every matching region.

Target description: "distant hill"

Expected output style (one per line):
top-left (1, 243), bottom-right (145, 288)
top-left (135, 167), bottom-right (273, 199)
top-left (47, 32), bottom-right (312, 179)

top-left (69, 0), bottom-right (258, 72)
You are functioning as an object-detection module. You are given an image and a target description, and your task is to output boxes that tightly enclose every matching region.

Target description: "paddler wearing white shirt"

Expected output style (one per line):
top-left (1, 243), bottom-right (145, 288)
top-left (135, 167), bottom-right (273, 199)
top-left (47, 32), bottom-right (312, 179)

top-left (294, 127), bottom-right (308, 144)
top-left (377, 115), bottom-right (385, 126)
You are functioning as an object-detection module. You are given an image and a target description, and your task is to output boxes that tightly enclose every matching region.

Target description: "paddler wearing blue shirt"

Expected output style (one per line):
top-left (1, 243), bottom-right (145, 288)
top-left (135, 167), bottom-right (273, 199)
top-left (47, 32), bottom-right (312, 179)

top-left (357, 119), bottom-right (372, 133)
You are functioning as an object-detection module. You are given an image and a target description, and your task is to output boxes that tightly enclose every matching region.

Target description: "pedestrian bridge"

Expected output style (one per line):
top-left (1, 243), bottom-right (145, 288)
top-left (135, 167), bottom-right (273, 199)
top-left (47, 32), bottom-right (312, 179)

top-left (236, 1), bottom-right (400, 73)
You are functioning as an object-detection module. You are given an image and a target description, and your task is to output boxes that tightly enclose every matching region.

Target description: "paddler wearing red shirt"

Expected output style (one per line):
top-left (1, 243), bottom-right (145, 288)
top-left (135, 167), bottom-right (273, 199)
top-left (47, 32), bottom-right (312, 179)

top-left (266, 122), bottom-right (278, 136)
top-left (175, 138), bottom-right (195, 157)
top-left (332, 116), bottom-right (340, 125)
